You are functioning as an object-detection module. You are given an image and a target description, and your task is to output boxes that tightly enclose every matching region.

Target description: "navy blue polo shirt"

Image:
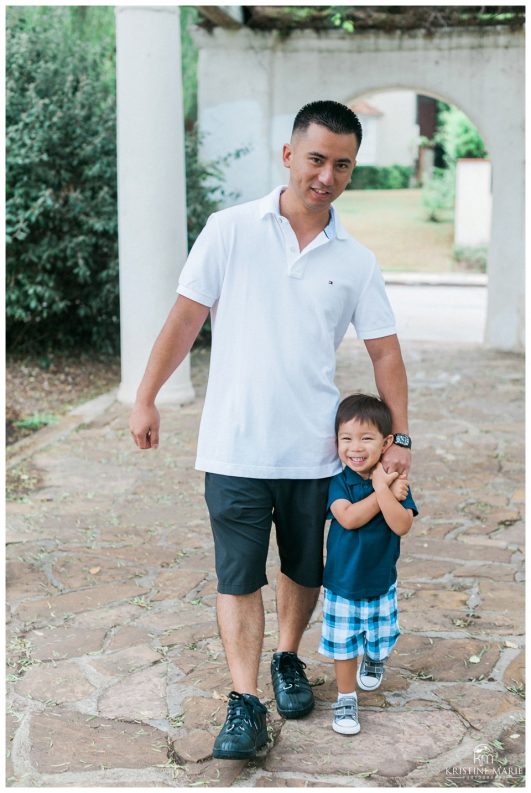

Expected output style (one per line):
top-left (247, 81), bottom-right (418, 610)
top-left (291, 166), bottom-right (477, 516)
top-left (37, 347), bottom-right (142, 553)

top-left (323, 467), bottom-right (418, 601)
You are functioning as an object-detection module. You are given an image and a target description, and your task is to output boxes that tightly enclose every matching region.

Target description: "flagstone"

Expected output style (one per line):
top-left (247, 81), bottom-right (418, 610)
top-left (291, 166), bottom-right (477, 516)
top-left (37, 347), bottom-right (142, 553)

top-left (28, 709), bottom-right (168, 773)
top-left (172, 728), bottom-right (215, 762)
top-left (434, 683), bottom-right (522, 729)
top-left (151, 569), bottom-right (207, 601)
top-left (15, 582), bottom-right (151, 624)
top-left (25, 625), bottom-right (107, 661)
top-left (477, 581), bottom-right (524, 613)
top-left (6, 560), bottom-right (54, 600)
top-left (390, 636), bottom-right (499, 681)
top-left (14, 659), bottom-right (95, 703)
top-left (263, 708), bottom-right (465, 778)
top-left (503, 650), bottom-right (525, 687)
top-left (98, 664), bottom-right (167, 720)
top-left (87, 644), bottom-right (161, 677)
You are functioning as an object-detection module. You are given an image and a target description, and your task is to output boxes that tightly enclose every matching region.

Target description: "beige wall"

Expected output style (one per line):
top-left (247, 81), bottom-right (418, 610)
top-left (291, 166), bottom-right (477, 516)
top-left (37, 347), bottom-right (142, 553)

top-left (194, 26), bottom-right (524, 352)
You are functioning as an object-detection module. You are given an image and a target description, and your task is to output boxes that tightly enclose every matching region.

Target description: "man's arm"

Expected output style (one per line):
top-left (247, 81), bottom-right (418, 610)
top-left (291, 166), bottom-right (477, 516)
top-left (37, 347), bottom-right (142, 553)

top-left (364, 334), bottom-right (411, 475)
top-left (129, 295), bottom-right (209, 449)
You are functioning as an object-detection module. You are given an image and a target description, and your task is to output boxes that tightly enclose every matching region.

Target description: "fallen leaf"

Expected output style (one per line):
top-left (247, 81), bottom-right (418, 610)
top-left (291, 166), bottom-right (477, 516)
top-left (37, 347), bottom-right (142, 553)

top-left (89, 567), bottom-right (101, 575)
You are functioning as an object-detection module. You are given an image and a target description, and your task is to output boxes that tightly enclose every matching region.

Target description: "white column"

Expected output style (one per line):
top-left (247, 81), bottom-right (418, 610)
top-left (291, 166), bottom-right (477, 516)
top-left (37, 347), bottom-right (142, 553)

top-left (116, 6), bottom-right (195, 405)
top-left (454, 159), bottom-right (492, 248)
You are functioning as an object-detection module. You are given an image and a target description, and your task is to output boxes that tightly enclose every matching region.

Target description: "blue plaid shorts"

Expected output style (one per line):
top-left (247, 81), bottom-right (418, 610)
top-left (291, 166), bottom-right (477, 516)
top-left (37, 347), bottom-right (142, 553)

top-left (319, 583), bottom-right (400, 661)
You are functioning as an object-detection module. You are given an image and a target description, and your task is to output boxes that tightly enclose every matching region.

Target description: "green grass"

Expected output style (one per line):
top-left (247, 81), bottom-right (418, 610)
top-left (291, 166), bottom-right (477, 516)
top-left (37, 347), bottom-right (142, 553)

top-left (336, 189), bottom-right (456, 273)
top-left (13, 413), bottom-right (58, 431)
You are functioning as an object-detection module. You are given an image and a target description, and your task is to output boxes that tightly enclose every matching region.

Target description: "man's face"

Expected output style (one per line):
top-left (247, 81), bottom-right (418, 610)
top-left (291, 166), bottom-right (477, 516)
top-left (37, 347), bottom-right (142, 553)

top-left (282, 122), bottom-right (358, 213)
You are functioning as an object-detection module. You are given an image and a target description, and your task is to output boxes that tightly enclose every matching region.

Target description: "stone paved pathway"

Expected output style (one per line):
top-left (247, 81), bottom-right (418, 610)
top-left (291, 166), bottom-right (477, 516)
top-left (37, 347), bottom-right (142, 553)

top-left (6, 339), bottom-right (525, 787)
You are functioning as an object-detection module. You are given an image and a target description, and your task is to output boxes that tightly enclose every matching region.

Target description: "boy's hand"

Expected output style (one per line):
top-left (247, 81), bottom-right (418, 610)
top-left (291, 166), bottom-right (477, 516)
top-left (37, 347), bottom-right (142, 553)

top-left (371, 462), bottom-right (399, 492)
top-left (390, 473), bottom-right (409, 501)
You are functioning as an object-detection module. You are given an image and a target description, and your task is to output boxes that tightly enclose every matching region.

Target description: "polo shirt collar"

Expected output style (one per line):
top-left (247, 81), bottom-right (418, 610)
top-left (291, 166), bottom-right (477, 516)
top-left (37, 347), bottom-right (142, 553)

top-left (343, 466), bottom-right (373, 486)
top-left (258, 186), bottom-right (349, 241)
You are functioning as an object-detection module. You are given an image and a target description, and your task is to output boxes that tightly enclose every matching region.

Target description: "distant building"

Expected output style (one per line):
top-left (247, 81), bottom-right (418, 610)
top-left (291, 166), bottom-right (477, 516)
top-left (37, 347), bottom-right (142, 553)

top-left (348, 90), bottom-right (419, 168)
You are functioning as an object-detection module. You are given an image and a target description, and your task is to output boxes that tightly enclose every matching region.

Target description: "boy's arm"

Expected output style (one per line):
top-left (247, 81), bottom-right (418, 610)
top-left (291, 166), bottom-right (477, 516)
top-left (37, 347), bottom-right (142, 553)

top-left (371, 463), bottom-right (414, 536)
top-left (330, 493), bottom-right (381, 531)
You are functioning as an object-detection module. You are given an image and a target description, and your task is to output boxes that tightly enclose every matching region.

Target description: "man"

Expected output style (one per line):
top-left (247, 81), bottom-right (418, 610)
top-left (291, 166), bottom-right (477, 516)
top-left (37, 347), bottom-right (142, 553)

top-left (130, 100), bottom-right (412, 759)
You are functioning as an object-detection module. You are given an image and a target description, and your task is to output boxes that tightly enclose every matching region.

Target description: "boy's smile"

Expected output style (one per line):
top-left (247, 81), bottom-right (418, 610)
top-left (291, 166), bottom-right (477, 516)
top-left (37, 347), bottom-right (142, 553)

top-left (337, 418), bottom-right (393, 479)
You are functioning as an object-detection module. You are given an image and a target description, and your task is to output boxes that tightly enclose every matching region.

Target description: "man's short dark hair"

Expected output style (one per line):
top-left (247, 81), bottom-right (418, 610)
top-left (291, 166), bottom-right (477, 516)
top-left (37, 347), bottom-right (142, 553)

top-left (293, 100), bottom-right (362, 147)
top-left (335, 393), bottom-right (392, 438)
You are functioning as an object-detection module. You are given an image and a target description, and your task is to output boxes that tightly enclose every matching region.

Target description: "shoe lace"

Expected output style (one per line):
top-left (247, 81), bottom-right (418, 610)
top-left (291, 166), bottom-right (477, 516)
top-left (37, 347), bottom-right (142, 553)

top-left (278, 653), bottom-right (308, 690)
top-left (334, 697), bottom-right (358, 721)
top-left (224, 692), bottom-right (255, 733)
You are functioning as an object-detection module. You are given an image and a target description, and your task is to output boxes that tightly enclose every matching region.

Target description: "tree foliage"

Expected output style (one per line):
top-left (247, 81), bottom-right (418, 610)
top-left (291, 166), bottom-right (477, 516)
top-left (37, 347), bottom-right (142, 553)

top-left (6, 7), bottom-right (119, 353)
top-left (422, 103), bottom-right (487, 222)
top-left (6, 6), bottom-right (236, 354)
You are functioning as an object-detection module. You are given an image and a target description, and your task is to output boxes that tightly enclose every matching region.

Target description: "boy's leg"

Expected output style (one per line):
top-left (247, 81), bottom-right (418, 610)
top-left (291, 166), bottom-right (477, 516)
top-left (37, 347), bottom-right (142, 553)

top-left (334, 658), bottom-right (358, 693)
top-left (332, 658), bottom-right (360, 735)
top-left (357, 583), bottom-right (400, 691)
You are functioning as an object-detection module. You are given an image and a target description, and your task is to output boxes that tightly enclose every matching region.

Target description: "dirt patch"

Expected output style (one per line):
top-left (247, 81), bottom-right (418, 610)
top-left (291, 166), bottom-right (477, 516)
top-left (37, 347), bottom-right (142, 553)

top-left (6, 353), bottom-right (121, 447)
top-left (6, 346), bottom-right (211, 448)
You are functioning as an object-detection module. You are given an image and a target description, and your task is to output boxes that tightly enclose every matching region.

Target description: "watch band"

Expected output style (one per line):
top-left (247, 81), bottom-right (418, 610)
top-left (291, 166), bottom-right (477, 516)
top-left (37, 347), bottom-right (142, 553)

top-left (393, 433), bottom-right (412, 449)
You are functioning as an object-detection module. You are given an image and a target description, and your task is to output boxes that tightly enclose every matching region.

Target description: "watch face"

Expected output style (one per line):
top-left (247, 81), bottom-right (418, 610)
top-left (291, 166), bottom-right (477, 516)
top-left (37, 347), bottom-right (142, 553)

top-left (394, 434), bottom-right (411, 448)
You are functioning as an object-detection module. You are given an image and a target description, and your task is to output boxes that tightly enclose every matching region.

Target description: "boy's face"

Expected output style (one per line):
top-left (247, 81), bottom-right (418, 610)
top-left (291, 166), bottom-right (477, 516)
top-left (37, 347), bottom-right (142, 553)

top-left (337, 418), bottom-right (394, 478)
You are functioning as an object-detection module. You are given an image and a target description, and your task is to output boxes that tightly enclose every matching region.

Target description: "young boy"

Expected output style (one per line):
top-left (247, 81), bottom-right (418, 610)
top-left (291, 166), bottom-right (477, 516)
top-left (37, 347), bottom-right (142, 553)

top-left (319, 394), bottom-right (418, 735)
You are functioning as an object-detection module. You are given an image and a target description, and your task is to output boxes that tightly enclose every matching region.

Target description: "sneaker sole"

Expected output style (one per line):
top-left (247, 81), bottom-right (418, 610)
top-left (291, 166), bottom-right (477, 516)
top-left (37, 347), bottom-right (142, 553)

top-left (276, 701), bottom-right (315, 719)
top-left (332, 721), bottom-right (361, 735)
top-left (212, 737), bottom-right (268, 760)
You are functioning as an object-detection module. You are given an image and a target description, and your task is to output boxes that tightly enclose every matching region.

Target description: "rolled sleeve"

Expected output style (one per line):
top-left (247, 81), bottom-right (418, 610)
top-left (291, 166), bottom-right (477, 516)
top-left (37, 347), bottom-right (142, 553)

top-left (177, 214), bottom-right (226, 308)
top-left (326, 472), bottom-right (350, 517)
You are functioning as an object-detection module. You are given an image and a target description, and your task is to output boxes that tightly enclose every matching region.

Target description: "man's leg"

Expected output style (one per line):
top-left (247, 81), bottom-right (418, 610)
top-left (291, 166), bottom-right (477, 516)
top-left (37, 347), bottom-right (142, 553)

top-left (276, 571), bottom-right (320, 652)
top-left (217, 590), bottom-right (264, 696)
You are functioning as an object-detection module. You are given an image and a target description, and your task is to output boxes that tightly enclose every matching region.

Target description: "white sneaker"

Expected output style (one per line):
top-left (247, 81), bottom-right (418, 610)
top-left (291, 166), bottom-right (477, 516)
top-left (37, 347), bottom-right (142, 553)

top-left (332, 696), bottom-right (360, 735)
top-left (357, 653), bottom-right (386, 691)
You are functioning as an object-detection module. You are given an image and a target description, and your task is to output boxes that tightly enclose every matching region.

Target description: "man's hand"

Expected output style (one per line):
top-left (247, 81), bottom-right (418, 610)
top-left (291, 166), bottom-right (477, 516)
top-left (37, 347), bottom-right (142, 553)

top-left (130, 403), bottom-right (160, 449)
top-left (389, 472), bottom-right (409, 501)
top-left (381, 444), bottom-right (411, 477)
top-left (371, 462), bottom-right (399, 492)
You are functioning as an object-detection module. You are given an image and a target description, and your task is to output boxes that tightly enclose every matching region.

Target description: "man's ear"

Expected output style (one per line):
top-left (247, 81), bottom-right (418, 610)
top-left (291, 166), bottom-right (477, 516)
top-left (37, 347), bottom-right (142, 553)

top-left (282, 143), bottom-right (292, 169)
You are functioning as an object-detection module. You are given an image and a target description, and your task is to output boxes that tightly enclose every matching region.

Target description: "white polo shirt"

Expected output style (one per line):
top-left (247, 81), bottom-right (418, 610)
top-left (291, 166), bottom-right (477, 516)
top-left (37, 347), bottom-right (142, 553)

top-left (177, 186), bottom-right (396, 479)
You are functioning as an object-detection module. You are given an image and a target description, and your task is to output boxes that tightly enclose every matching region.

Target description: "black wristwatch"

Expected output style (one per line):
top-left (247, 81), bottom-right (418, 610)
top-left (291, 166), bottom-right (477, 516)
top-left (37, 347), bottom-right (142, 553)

top-left (393, 433), bottom-right (412, 449)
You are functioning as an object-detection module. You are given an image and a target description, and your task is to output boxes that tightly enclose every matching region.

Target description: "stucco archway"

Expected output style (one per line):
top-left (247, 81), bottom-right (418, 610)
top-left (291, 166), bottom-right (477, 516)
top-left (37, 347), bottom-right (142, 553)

top-left (194, 26), bottom-right (524, 352)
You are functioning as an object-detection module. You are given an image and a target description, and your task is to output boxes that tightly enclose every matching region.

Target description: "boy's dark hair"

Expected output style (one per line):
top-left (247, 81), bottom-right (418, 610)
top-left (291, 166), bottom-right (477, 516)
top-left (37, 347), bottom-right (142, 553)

top-left (335, 393), bottom-right (392, 438)
top-left (293, 100), bottom-right (362, 147)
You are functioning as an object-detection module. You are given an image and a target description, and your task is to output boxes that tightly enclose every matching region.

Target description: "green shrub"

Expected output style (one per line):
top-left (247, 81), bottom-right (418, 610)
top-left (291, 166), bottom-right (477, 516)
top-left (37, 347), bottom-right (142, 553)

top-left (348, 165), bottom-right (413, 190)
top-left (6, 8), bottom-right (119, 354)
top-left (422, 104), bottom-right (487, 223)
top-left (6, 7), bottom-right (246, 354)
top-left (422, 166), bottom-right (455, 222)
top-left (453, 246), bottom-right (488, 273)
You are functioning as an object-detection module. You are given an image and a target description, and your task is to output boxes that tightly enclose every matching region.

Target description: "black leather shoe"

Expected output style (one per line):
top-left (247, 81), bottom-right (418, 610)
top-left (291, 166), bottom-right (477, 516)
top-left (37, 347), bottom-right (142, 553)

top-left (212, 691), bottom-right (268, 759)
top-left (271, 651), bottom-right (314, 719)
